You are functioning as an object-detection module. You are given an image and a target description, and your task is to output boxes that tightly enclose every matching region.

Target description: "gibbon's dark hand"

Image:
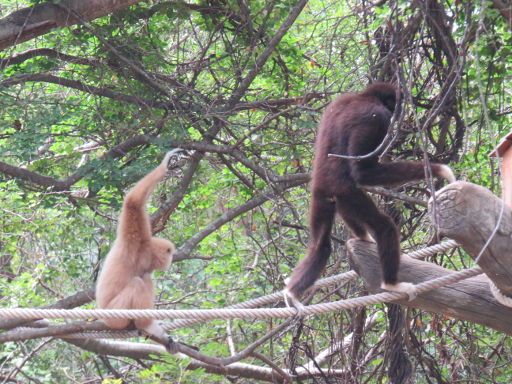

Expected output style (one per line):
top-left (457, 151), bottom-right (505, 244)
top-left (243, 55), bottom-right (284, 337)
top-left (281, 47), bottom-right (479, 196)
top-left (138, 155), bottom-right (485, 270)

top-left (163, 148), bottom-right (192, 172)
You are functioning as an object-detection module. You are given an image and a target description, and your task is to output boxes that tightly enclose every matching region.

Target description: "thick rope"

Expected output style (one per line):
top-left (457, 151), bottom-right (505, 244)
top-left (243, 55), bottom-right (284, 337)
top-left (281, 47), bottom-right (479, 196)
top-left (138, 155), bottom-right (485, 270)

top-left (0, 267), bottom-right (481, 321)
top-left (0, 240), bottom-right (459, 340)
top-left (403, 239), bottom-right (458, 260)
top-left (489, 281), bottom-right (512, 308)
top-left (165, 239), bottom-right (457, 324)
top-left (0, 245), bottom-right (476, 322)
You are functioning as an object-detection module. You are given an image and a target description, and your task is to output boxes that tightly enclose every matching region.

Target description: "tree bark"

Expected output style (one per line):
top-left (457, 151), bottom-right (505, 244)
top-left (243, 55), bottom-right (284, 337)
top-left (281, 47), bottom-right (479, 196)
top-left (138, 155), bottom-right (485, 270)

top-left (0, 0), bottom-right (144, 51)
top-left (348, 239), bottom-right (512, 334)
top-left (64, 338), bottom-right (280, 381)
top-left (430, 181), bottom-right (512, 297)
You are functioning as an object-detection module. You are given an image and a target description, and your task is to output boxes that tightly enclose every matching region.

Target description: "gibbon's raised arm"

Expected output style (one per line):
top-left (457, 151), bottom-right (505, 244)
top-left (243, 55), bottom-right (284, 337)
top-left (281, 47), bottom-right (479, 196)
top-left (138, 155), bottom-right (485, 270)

top-left (285, 83), bottom-right (455, 306)
top-left (96, 150), bottom-right (183, 351)
top-left (117, 152), bottom-right (174, 243)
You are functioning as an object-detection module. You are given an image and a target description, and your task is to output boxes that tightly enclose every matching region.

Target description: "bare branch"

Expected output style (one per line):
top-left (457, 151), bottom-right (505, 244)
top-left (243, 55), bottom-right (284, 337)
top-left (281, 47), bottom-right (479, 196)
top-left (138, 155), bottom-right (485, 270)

top-left (0, 321), bottom-right (107, 343)
top-left (225, 0), bottom-right (309, 108)
top-left (0, 288), bottom-right (94, 330)
top-left (0, 160), bottom-right (68, 190)
top-left (63, 338), bottom-right (282, 382)
top-left (0, 48), bottom-right (102, 69)
top-left (172, 177), bottom-right (308, 261)
top-left (232, 92), bottom-right (325, 112)
top-left (492, 0), bottom-right (512, 29)
top-left (0, 73), bottom-right (165, 109)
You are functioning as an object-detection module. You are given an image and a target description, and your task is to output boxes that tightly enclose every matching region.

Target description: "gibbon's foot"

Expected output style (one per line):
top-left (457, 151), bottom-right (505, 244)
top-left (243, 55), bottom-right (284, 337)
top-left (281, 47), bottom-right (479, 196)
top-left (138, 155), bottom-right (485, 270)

top-left (165, 336), bottom-right (178, 354)
top-left (439, 164), bottom-right (456, 183)
top-left (381, 282), bottom-right (417, 301)
top-left (282, 288), bottom-right (306, 317)
top-left (137, 329), bottom-right (150, 341)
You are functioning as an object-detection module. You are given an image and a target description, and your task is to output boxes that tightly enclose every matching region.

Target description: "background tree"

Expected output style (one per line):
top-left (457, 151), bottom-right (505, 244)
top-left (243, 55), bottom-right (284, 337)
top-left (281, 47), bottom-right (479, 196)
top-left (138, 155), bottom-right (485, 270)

top-left (0, 0), bottom-right (510, 382)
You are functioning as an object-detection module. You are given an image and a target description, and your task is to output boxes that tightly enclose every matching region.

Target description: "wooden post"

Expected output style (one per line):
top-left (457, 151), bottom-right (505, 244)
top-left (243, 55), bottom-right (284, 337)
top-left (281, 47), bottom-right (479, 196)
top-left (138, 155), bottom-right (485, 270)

top-left (347, 240), bottom-right (512, 334)
top-left (348, 181), bottom-right (512, 333)
top-left (490, 130), bottom-right (512, 208)
top-left (429, 181), bottom-right (512, 297)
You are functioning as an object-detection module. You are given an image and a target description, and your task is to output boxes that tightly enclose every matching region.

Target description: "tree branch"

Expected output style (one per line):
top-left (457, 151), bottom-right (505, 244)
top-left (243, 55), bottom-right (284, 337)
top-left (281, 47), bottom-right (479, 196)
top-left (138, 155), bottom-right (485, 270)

top-left (224, 0), bottom-right (309, 108)
top-left (0, 160), bottom-right (68, 190)
top-left (232, 92), bottom-right (325, 112)
top-left (63, 338), bottom-right (281, 382)
top-left (172, 177), bottom-right (308, 261)
top-left (0, 0), bottom-right (145, 51)
top-left (492, 0), bottom-right (512, 29)
top-left (0, 135), bottom-right (154, 191)
top-left (0, 73), bottom-right (165, 109)
top-left (0, 48), bottom-right (103, 69)
top-left (0, 288), bottom-right (94, 330)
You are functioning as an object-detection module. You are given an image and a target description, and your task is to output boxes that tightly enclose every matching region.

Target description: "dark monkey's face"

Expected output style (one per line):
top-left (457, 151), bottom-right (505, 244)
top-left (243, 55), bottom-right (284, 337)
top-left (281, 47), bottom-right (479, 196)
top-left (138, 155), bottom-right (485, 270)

top-left (362, 82), bottom-right (398, 113)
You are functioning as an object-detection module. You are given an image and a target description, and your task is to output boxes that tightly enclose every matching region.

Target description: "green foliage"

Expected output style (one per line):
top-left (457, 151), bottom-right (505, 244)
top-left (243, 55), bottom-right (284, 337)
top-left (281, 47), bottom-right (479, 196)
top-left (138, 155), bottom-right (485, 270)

top-left (0, 0), bottom-right (511, 382)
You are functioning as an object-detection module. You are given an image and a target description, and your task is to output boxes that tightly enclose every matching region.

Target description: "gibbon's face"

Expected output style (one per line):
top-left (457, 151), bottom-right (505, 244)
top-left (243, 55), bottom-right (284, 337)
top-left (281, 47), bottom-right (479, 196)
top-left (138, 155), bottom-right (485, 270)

top-left (151, 237), bottom-right (175, 271)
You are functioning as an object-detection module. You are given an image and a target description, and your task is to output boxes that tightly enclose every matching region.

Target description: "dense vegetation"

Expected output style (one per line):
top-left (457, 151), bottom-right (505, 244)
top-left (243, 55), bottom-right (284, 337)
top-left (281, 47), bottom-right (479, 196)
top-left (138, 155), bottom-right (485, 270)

top-left (0, 0), bottom-right (511, 382)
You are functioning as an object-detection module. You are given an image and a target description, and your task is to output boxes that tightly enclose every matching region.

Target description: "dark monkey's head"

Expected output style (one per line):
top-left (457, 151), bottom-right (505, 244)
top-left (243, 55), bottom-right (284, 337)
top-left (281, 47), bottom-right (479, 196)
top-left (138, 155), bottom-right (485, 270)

top-left (362, 82), bottom-right (399, 113)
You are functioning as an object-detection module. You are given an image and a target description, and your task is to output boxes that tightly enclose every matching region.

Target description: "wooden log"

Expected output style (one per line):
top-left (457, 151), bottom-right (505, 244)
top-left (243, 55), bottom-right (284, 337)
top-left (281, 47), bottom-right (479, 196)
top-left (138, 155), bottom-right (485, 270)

top-left (429, 181), bottom-right (512, 296)
top-left (347, 239), bottom-right (512, 334)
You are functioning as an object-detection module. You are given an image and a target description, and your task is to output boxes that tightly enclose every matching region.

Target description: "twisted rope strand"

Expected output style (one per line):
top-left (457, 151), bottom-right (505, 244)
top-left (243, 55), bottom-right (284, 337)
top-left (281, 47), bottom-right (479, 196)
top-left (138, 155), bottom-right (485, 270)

top-left (1, 258), bottom-right (479, 323)
top-left (0, 240), bottom-right (459, 340)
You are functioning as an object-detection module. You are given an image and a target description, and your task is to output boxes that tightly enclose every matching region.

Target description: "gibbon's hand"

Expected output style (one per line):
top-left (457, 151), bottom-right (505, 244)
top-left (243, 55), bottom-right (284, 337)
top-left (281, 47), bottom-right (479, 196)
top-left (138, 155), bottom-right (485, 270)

top-left (162, 148), bottom-right (182, 169)
top-left (162, 148), bottom-right (192, 171)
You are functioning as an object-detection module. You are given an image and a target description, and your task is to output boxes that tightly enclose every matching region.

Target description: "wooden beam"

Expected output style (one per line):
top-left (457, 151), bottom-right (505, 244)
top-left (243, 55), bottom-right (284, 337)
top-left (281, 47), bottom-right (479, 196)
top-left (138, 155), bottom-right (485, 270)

top-left (347, 239), bottom-right (512, 334)
top-left (430, 181), bottom-right (512, 296)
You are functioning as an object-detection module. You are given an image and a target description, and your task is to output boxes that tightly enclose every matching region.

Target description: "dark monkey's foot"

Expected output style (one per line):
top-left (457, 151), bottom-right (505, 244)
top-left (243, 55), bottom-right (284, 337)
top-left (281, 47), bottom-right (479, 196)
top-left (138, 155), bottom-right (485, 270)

top-left (283, 278), bottom-right (307, 317)
top-left (381, 282), bottom-right (417, 301)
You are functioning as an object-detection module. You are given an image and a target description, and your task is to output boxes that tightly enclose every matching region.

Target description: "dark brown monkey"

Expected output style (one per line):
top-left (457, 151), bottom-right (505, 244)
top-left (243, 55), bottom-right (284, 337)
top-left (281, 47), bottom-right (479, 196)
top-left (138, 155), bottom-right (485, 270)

top-left (285, 83), bottom-right (455, 305)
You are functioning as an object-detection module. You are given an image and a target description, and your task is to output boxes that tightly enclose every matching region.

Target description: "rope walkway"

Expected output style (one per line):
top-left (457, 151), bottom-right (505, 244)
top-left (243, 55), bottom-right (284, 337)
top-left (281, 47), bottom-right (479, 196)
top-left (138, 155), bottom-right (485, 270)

top-left (166, 240), bottom-right (457, 330)
top-left (0, 240), bottom-right (461, 328)
top-left (0, 264), bottom-right (481, 322)
top-left (489, 281), bottom-right (512, 308)
top-left (48, 240), bottom-right (457, 339)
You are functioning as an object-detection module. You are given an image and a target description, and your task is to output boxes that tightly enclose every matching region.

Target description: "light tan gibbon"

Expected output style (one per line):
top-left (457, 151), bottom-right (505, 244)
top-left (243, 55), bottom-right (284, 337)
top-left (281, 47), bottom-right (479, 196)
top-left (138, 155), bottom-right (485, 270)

top-left (96, 150), bottom-right (179, 349)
